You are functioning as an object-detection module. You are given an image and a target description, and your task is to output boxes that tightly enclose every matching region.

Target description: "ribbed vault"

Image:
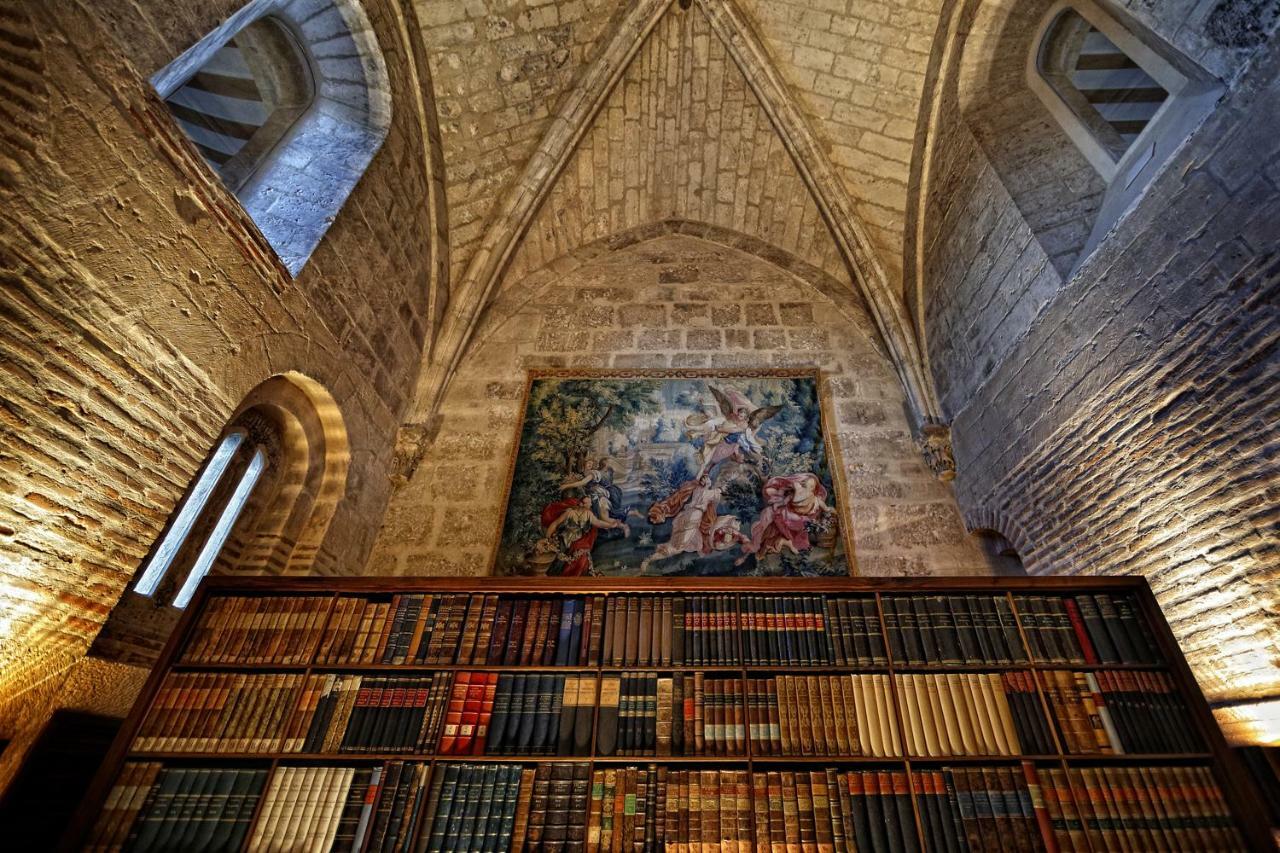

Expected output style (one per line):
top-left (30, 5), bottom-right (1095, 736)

top-left (410, 0), bottom-right (941, 431)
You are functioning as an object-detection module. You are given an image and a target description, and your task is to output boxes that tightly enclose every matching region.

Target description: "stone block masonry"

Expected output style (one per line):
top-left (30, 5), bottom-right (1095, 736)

top-left (0, 0), bottom-right (440, 790)
top-left (370, 232), bottom-right (989, 579)
top-left (936, 15), bottom-right (1280, 716)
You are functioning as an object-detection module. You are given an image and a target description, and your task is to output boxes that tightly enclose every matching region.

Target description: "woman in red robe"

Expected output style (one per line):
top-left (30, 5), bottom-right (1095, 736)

top-left (735, 473), bottom-right (832, 565)
top-left (537, 496), bottom-right (629, 576)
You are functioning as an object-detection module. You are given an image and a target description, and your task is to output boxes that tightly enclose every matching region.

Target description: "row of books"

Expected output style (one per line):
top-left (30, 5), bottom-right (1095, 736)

top-left (602, 595), bottom-right (740, 666)
top-left (468, 595), bottom-right (602, 666)
top-left (440, 673), bottom-right (588, 756)
top-left (736, 595), bottom-right (875, 666)
top-left (1015, 593), bottom-right (1160, 665)
top-left (297, 673), bottom-right (451, 754)
top-left (1044, 670), bottom-right (1202, 755)
top-left (592, 767), bottom-right (752, 849)
top-left (181, 595), bottom-right (330, 664)
top-left (182, 591), bottom-right (1160, 670)
top-left (745, 675), bottom-right (900, 758)
top-left (87, 764), bottom-right (267, 852)
top-left (1056, 764), bottom-right (1242, 851)
top-left (133, 673), bottom-right (309, 753)
top-left (884, 594), bottom-right (1028, 665)
top-left (316, 593), bottom-right (472, 665)
top-left (602, 673), bottom-right (747, 757)
top-left (246, 765), bottom-right (379, 851)
top-left (898, 674), bottom-right (1022, 757)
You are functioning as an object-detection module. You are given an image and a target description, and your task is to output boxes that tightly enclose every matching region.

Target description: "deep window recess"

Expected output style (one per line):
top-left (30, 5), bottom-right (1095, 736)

top-left (1028, 2), bottom-right (1222, 268)
top-left (151, 0), bottom-right (391, 275)
top-left (1039, 11), bottom-right (1169, 160)
top-left (163, 17), bottom-right (313, 193)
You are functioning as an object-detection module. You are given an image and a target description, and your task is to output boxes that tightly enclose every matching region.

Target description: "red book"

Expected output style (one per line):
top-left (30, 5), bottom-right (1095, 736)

top-left (1063, 599), bottom-right (1098, 663)
top-left (456, 672), bottom-right (490, 754)
top-left (438, 672), bottom-right (471, 754)
top-left (1019, 762), bottom-right (1058, 852)
top-left (473, 673), bottom-right (499, 755)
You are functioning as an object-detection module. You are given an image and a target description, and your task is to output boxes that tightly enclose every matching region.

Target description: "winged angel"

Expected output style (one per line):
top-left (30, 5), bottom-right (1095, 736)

top-left (685, 385), bottom-right (782, 480)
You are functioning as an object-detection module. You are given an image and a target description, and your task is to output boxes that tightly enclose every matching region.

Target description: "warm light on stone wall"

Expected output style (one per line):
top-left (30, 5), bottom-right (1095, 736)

top-left (1214, 699), bottom-right (1280, 748)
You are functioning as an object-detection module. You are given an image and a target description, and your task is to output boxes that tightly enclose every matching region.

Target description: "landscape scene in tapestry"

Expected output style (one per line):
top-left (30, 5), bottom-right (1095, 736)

top-left (495, 375), bottom-right (849, 577)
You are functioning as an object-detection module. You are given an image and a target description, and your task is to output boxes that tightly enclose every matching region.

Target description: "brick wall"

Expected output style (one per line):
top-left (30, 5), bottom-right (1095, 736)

top-left (0, 0), bottom-right (439, 788)
top-left (413, 0), bottom-right (621, 286)
top-left (370, 230), bottom-right (989, 580)
top-left (923, 4), bottom-right (1280, 713)
top-left (493, 1), bottom-right (855, 301)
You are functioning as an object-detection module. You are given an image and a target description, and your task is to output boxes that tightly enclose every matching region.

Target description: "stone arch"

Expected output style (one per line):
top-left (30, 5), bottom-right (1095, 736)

top-left (151, 0), bottom-right (392, 274)
top-left (962, 504), bottom-right (1034, 566)
top-left (222, 371), bottom-right (350, 575)
top-left (469, 219), bottom-right (887, 365)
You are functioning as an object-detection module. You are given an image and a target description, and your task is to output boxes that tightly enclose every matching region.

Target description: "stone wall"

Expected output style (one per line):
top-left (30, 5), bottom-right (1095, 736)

top-left (0, 0), bottom-right (439, 789)
top-left (919, 0), bottom-right (1280, 720)
top-left (412, 0), bottom-right (621, 286)
top-left (494, 1), bottom-right (855, 303)
top-left (370, 231), bottom-right (989, 579)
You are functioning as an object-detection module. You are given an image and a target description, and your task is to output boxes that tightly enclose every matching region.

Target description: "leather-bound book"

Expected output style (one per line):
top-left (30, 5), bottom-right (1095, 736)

top-left (613, 597), bottom-right (631, 667)
top-left (504, 599), bottom-right (530, 666)
top-left (692, 673), bottom-right (706, 755)
top-left (532, 673), bottom-right (560, 755)
top-left (911, 597), bottom-right (937, 665)
top-left (943, 674), bottom-right (980, 755)
top-left (729, 678), bottom-right (746, 756)
top-left (671, 675), bottom-right (685, 756)
top-left (573, 676), bottom-right (595, 756)
top-left (522, 764), bottom-right (552, 849)
top-left (670, 597), bottom-right (685, 665)
top-left (601, 597), bottom-right (617, 665)
top-left (1111, 594), bottom-right (1157, 663)
top-left (580, 595), bottom-right (599, 666)
top-left (659, 598), bottom-right (674, 666)
top-left (1093, 594), bottom-right (1137, 663)
top-left (505, 767), bottom-right (537, 851)
top-left (624, 596), bottom-right (641, 666)
top-left (522, 599), bottom-right (548, 666)
top-left (656, 676), bottom-right (674, 756)
top-left (565, 596), bottom-right (586, 666)
top-left (596, 675), bottom-right (621, 756)
top-left (556, 675), bottom-right (579, 756)
top-left (637, 597), bottom-right (654, 666)
top-left (513, 674), bottom-right (540, 756)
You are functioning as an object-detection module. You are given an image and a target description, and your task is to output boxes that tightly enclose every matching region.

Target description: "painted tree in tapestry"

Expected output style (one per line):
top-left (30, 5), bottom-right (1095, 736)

top-left (496, 374), bottom-right (850, 577)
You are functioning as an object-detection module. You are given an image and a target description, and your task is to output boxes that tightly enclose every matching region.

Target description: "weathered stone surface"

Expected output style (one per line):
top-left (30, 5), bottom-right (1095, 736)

top-left (369, 234), bottom-right (988, 580)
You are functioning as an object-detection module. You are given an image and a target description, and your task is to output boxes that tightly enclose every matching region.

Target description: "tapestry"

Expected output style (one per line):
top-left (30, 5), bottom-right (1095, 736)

top-left (494, 370), bottom-right (853, 577)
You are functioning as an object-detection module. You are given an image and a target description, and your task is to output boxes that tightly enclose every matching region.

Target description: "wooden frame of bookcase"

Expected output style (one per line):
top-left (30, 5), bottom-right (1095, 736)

top-left (65, 575), bottom-right (1274, 851)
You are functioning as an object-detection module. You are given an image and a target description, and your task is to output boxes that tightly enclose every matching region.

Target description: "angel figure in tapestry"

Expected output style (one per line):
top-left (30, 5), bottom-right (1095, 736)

top-left (685, 385), bottom-right (782, 480)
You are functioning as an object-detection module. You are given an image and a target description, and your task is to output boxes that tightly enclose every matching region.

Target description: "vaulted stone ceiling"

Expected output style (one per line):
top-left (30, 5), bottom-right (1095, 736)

top-left (408, 0), bottom-right (946, 425)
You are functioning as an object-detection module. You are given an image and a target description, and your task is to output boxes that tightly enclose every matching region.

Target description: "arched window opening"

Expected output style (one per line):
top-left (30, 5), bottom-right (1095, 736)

top-left (1028, 1), bottom-right (1222, 268)
top-left (163, 16), bottom-right (313, 194)
top-left (152, 0), bottom-right (391, 275)
top-left (974, 530), bottom-right (1027, 577)
top-left (133, 428), bottom-right (272, 608)
top-left (173, 445), bottom-right (268, 608)
top-left (92, 372), bottom-right (349, 665)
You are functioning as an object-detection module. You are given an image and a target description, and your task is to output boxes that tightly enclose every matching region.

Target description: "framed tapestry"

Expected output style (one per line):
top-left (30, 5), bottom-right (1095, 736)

top-left (492, 369), bottom-right (855, 577)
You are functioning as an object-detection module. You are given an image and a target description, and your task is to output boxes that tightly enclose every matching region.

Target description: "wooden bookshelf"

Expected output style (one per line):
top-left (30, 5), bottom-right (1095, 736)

top-left (67, 575), bottom-right (1273, 851)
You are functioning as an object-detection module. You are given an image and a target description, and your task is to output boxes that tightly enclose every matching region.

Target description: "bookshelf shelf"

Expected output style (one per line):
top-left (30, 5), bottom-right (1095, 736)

top-left (70, 576), bottom-right (1272, 852)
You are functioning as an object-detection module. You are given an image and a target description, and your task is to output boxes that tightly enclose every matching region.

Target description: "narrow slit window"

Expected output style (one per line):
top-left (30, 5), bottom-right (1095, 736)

top-left (1039, 10), bottom-right (1169, 161)
top-left (133, 431), bottom-right (244, 597)
top-left (174, 446), bottom-right (268, 609)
